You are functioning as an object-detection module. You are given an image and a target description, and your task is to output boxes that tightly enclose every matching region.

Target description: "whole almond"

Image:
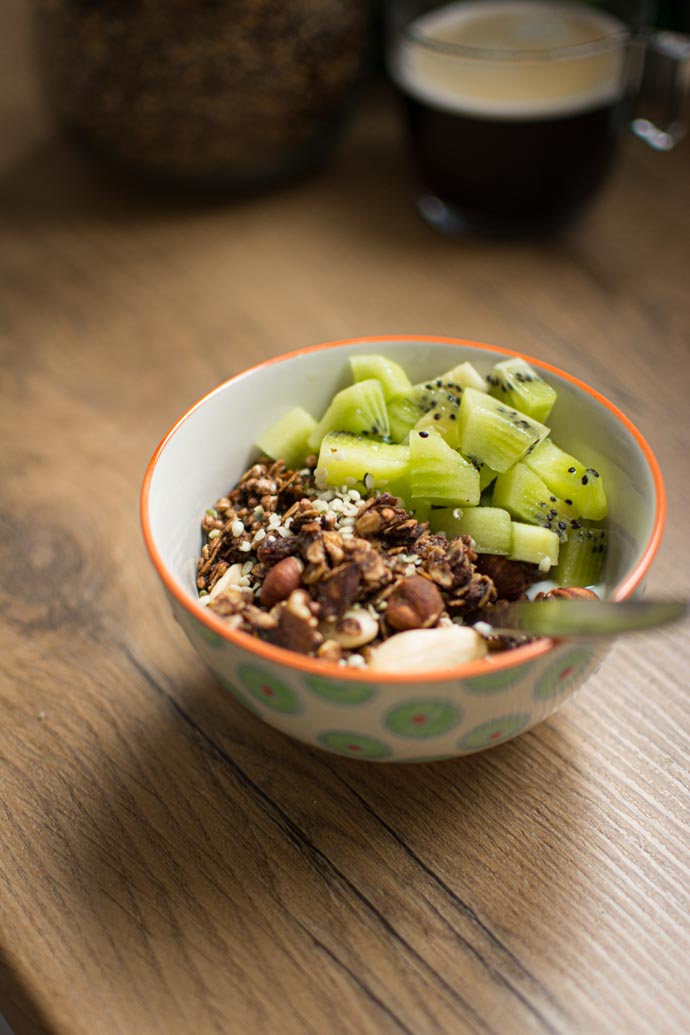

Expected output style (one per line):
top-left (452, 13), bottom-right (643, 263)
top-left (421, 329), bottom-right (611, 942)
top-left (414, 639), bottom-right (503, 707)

top-left (368, 625), bottom-right (487, 672)
top-left (260, 556), bottom-right (304, 608)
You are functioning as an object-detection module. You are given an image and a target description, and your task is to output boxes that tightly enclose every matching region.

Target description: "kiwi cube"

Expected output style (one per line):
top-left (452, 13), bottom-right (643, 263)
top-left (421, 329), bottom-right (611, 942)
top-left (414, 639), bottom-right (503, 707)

top-left (431, 506), bottom-right (512, 555)
top-left (255, 406), bottom-right (317, 469)
top-left (554, 526), bottom-right (607, 587)
top-left (492, 462), bottom-right (580, 541)
top-left (487, 357), bottom-right (557, 423)
top-left (413, 401), bottom-right (461, 448)
top-left (446, 361), bottom-right (489, 392)
top-left (387, 391), bottom-right (431, 443)
top-left (385, 360), bottom-right (485, 444)
top-left (307, 379), bottom-right (390, 451)
top-left (510, 522), bottom-right (560, 571)
top-left (409, 429), bottom-right (480, 506)
top-left (457, 388), bottom-right (549, 473)
top-left (524, 438), bottom-right (608, 520)
top-left (315, 431), bottom-right (409, 493)
top-left (349, 354), bottom-right (412, 400)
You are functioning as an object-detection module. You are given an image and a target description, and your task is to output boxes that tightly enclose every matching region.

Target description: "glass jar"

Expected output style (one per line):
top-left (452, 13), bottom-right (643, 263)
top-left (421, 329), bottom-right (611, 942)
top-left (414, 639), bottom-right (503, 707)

top-left (32, 0), bottom-right (373, 190)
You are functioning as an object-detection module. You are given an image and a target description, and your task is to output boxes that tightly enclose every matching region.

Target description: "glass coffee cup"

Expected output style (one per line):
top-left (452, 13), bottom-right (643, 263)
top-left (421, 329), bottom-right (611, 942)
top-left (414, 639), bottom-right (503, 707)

top-left (386, 1), bottom-right (690, 236)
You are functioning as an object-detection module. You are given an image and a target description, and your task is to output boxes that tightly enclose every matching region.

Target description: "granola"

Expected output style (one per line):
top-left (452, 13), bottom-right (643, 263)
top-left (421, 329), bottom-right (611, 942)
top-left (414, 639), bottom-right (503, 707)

top-left (196, 457), bottom-right (540, 666)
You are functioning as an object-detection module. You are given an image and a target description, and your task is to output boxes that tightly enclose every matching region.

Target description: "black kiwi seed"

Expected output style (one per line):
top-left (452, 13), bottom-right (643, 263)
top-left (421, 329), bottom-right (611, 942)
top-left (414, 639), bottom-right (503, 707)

top-left (568, 466), bottom-right (577, 473)
top-left (558, 521), bottom-right (566, 530)
top-left (565, 498), bottom-right (573, 506)
top-left (581, 475), bottom-right (589, 485)
top-left (434, 412), bottom-right (442, 420)
top-left (419, 431), bottom-right (429, 438)
top-left (436, 379), bottom-right (443, 387)
top-left (450, 413), bottom-right (456, 420)
top-left (550, 496), bottom-right (557, 502)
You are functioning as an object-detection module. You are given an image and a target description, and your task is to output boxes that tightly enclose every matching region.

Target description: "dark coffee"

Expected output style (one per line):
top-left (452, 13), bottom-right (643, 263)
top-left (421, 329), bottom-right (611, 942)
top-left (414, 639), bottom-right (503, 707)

top-left (402, 94), bottom-right (625, 235)
top-left (390, 1), bottom-right (630, 235)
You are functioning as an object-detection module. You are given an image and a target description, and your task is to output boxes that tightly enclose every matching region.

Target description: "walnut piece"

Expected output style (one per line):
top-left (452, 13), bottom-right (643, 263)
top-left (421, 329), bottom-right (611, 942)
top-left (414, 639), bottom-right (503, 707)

top-left (265, 589), bottom-right (322, 655)
top-left (474, 554), bottom-right (530, 601)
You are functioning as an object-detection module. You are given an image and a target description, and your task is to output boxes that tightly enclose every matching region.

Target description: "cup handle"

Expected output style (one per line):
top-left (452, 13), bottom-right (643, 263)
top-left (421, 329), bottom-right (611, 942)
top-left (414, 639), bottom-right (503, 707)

top-left (632, 30), bottom-right (690, 151)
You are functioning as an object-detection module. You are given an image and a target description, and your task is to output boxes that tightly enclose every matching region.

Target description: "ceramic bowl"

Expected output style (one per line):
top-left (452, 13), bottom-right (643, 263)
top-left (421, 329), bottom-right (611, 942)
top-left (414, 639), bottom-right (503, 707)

top-left (140, 336), bottom-right (665, 762)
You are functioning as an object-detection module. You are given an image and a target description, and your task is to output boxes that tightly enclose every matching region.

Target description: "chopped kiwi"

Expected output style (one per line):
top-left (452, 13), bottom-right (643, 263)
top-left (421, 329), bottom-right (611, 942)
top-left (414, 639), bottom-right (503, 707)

top-left (412, 400), bottom-right (462, 448)
top-left (492, 462), bottom-right (580, 541)
top-left (349, 354), bottom-right (412, 400)
top-left (315, 431), bottom-right (409, 493)
top-left (464, 457), bottom-right (499, 491)
top-left (255, 405), bottom-right (317, 469)
top-left (387, 391), bottom-right (431, 443)
top-left (307, 379), bottom-right (390, 451)
top-left (554, 526), bottom-right (607, 586)
top-left (385, 360), bottom-right (485, 444)
top-left (457, 388), bottom-right (549, 473)
top-left (486, 357), bottom-right (557, 423)
top-left (523, 438), bottom-right (608, 520)
top-left (509, 522), bottom-right (560, 571)
top-left (409, 429), bottom-right (480, 506)
top-left (387, 378), bottom-right (461, 442)
top-left (431, 505), bottom-right (512, 555)
top-left (446, 361), bottom-right (489, 392)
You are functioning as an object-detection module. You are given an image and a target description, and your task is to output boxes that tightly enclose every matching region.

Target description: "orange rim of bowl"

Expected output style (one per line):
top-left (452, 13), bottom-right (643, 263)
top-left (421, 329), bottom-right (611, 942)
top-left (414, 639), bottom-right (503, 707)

top-left (140, 335), bottom-right (666, 683)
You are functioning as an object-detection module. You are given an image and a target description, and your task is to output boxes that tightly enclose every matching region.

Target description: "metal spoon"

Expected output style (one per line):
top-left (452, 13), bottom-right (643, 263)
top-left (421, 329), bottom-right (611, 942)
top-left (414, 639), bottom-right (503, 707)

top-left (475, 598), bottom-right (688, 640)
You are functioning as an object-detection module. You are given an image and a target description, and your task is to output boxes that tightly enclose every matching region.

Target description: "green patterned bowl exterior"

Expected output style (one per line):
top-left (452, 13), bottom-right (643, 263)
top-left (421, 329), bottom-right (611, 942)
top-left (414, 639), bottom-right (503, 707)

top-left (172, 592), bottom-right (606, 762)
top-left (143, 337), bottom-right (664, 763)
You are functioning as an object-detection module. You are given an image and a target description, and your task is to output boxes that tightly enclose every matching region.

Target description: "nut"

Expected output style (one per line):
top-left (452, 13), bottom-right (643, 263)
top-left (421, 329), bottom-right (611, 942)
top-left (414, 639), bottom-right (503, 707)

top-left (265, 589), bottom-right (321, 655)
top-left (368, 625), bottom-right (487, 673)
top-left (209, 562), bottom-right (246, 599)
top-left (386, 575), bottom-right (444, 631)
top-left (260, 556), bottom-right (304, 608)
top-left (474, 555), bottom-right (528, 601)
top-left (542, 587), bottom-right (600, 600)
top-left (328, 608), bottom-right (379, 649)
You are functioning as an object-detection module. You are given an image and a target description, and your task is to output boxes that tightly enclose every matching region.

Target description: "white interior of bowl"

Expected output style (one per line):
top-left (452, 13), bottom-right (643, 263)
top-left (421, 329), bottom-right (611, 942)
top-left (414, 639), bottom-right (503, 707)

top-left (144, 339), bottom-right (660, 612)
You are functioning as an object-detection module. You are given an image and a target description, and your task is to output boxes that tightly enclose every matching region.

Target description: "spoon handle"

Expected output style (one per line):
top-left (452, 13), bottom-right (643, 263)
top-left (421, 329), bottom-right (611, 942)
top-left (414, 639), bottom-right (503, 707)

top-left (483, 599), bottom-right (689, 639)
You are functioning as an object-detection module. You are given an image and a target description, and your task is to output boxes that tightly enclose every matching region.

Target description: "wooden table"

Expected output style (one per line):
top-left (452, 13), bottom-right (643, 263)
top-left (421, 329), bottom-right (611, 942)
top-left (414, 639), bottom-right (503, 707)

top-left (2, 5), bottom-right (689, 1034)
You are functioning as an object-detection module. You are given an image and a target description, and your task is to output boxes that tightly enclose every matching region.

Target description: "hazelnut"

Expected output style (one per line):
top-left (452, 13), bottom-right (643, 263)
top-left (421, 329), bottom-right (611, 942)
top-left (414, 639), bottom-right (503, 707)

top-left (386, 575), bottom-right (444, 631)
top-left (260, 556), bottom-right (304, 608)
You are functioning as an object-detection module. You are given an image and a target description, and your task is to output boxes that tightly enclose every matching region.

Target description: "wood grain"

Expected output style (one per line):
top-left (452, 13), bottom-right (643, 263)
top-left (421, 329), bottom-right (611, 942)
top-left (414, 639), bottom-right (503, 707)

top-left (1, 3), bottom-right (689, 1034)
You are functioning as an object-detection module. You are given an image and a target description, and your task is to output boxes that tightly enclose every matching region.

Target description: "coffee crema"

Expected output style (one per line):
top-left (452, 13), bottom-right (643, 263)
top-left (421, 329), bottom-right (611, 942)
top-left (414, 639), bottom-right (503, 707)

top-left (390, 1), bottom-right (631, 234)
